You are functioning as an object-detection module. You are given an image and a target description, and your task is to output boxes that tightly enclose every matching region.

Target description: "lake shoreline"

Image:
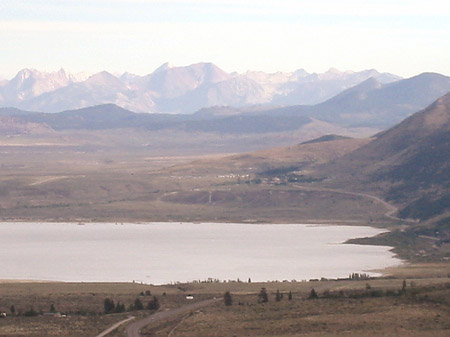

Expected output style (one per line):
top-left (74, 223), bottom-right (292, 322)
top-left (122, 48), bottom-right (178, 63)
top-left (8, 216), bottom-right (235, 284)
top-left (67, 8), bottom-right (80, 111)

top-left (0, 222), bottom-right (401, 284)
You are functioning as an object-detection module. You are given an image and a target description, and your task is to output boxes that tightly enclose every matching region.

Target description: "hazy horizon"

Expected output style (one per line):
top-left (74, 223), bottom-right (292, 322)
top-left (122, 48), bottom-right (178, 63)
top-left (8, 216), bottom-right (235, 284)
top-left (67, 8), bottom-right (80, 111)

top-left (2, 0), bottom-right (450, 79)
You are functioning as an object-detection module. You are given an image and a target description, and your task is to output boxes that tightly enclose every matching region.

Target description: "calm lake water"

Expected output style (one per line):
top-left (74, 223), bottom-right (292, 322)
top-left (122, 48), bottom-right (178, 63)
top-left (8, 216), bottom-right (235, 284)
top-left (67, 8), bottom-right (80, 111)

top-left (0, 222), bottom-right (400, 284)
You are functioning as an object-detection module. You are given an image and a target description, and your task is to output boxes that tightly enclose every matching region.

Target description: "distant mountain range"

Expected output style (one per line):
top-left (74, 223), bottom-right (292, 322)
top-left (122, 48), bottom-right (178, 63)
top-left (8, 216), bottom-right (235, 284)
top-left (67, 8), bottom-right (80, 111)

top-left (1, 64), bottom-right (450, 139)
top-left (0, 63), bottom-right (401, 114)
top-left (172, 72), bottom-right (450, 129)
top-left (2, 71), bottom-right (450, 136)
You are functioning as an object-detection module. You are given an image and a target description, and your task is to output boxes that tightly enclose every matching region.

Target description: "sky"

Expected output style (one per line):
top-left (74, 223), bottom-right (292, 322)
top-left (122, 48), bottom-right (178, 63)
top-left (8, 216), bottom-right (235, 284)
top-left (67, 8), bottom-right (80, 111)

top-left (1, 0), bottom-right (450, 79)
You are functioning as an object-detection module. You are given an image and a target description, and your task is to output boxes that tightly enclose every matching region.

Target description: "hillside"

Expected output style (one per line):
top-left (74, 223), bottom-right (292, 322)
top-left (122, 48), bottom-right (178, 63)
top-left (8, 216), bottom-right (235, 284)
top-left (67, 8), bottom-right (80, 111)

top-left (269, 73), bottom-right (450, 128)
top-left (4, 104), bottom-right (376, 143)
top-left (170, 136), bottom-right (370, 176)
top-left (0, 116), bottom-right (53, 135)
top-left (164, 93), bottom-right (450, 260)
top-left (321, 92), bottom-right (450, 220)
top-left (304, 92), bottom-right (450, 260)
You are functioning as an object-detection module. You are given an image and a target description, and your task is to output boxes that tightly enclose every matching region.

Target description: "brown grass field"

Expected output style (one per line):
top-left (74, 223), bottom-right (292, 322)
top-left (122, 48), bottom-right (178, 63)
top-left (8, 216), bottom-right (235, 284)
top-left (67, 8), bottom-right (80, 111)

top-left (147, 286), bottom-right (450, 337)
top-left (1, 266), bottom-right (449, 337)
top-left (0, 135), bottom-right (392, 225)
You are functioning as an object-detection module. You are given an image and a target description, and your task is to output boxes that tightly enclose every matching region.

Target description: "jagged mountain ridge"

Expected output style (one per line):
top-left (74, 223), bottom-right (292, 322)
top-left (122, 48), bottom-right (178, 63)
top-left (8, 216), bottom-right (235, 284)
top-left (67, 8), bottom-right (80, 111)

top-left (0, 63), bottom-right (401, 114)
top-left (4, 72), bottom-right (450, 135)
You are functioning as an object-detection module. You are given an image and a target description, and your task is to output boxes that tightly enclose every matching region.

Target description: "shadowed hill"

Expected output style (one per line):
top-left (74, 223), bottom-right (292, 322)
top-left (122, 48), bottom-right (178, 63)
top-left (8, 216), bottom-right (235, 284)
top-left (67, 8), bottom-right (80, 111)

top-left (267, 73), bottom-right (450, 128)
top-left (323, 92), bottom-right (450, 221)
top-left (0, 107), bottom-right (43, 116)
top-left (20, 104), bottom-right (189, 130)
top-left (8, 104), bottom-right (324, 135)
top-left (300, 134), bottom-right (352, 145)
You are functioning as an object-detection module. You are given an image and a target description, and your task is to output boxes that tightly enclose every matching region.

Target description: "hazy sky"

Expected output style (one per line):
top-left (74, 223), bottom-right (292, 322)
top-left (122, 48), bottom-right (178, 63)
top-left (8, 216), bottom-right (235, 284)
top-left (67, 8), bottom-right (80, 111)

top-left (1, 0), bottom-right (450, 78)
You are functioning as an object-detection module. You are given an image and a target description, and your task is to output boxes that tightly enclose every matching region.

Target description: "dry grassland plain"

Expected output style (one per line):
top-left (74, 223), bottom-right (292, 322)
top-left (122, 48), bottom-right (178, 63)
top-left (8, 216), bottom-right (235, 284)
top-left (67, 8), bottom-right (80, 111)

top-left (1, 269), bottom-right (449, 337)
top-left (0, 135), bottom-right (389, 225)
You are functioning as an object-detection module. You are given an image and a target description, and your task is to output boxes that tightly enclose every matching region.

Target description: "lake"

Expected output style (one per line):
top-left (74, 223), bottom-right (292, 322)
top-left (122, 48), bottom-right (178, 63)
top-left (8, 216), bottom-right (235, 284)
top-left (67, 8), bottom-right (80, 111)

top-left (0, 222), bottom-right (400, 284)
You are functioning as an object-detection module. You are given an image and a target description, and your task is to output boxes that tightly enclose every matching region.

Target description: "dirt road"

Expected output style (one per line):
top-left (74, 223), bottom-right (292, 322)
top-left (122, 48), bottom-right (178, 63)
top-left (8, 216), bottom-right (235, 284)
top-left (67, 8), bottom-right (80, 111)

top-left (292, 184), bottom-right (417, 223)
top-left (95, 316), bottom-right (135, 337)
top-left (126, 298), bottom-right (220, 337)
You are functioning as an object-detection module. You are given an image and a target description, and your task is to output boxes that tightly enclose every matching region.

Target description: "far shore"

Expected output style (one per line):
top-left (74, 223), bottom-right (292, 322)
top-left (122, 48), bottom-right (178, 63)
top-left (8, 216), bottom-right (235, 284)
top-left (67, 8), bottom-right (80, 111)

top-left (2, 262), bottom-right (450, 286)
top-left (0, 279), bottom-right (61, 284)
top-left (0, 218), bottom-right (378, 225)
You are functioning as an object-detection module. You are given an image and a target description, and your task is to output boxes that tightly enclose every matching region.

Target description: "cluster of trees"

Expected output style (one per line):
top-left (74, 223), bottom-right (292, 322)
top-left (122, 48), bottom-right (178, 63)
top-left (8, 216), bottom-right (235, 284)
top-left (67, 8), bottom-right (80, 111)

top-left (312, 280), bottom-right (410, 300)
top-left (5, 296), bottom-right (162, 317)
top-left (146, 296), bottom-right (160, 310)
top-left (24, 307), bottom-right (39, 317)
top-left (258, 288), bottom-right (293, 303)
top-left (225, 288), bottom-right (342, 307)
top-left (349, 273), bottom-right (370, 280)
top-left (171, 277), bottom-right (257, 285)
top-left (103, 299), bottom-right (126, 314)
top-left (225, 285), bottom-right (409, 304)
top-left (104, 296), bottom-right (160, 314)
top-left (139, 290), bottom-right (152, 296)
top-left (5, 304), bottom-right (58, 317)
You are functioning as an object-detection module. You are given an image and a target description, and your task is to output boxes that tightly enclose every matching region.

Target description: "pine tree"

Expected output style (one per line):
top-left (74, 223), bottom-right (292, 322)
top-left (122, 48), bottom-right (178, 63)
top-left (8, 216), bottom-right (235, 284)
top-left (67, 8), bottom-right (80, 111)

top-left (115, 302), bottom-right (126, 313)
top-left (24, 307), bottom-right (38, 317)
top-left (308, 288), bottom-right (319, 299)
top-left (224, 291), bottom-right (233, 306)
top-left (134, 298), bottom-right (144, 310)
top-left (259, 288), bottom-right (269, 303)
top-left (104, 298), bottom-right (115, 314)
top-left (147, 296), bottom-right (160, 310)
top-left (275, 290), bottom-right (282, 302)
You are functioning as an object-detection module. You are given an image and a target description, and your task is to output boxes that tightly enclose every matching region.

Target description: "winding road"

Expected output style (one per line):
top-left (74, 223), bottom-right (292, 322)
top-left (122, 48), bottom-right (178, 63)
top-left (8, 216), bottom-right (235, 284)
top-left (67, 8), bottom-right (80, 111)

top-left (125, 298), bottom-right (220, 337)
top-left (292, 184), bottom-right (417, 223)
top-left (95, 316), bottom-right (135, 337)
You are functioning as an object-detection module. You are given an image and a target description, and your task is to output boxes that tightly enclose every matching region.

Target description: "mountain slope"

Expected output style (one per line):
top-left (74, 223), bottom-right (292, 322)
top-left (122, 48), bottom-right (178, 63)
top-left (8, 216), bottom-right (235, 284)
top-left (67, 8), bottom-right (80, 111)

top-left (21, 104), bottom-right (186, 130)
top-left (323, 92), bottom-right (450, 220)
top-left (137, 62), bottom-right (231, 99)
top-left (271, 68), bottom-right (400, 106)
top-left (20, 72), bottom-right (156, 113)
top-left (0, 68), bottom-right (71, 104)
top-left (0, 115), bottom-right (53, 135)
top-left (0, 107), bottom-right (42, 116)
top-left (270, 73), bottom-right (450, 128)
